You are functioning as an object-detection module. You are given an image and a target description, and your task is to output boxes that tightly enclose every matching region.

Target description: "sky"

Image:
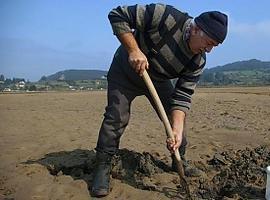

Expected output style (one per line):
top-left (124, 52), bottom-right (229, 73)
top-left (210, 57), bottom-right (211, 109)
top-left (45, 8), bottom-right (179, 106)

top-left (1, 0), bottom-right (270, 81)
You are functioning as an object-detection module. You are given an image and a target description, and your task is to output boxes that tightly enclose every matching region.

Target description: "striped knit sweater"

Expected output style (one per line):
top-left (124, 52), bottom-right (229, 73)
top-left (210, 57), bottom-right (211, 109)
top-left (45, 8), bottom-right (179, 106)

top-left (108, 3), bottom-right (206, 113)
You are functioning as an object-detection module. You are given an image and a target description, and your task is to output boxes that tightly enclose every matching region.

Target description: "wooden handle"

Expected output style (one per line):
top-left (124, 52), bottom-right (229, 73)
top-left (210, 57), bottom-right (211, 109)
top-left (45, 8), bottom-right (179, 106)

top-left (142, 70), bottom-right (181, 161)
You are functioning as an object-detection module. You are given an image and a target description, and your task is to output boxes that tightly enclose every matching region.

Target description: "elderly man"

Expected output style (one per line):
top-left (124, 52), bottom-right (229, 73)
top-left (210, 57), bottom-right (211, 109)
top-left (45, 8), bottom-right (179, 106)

top-left (91, 3), bottom-right (228, 197)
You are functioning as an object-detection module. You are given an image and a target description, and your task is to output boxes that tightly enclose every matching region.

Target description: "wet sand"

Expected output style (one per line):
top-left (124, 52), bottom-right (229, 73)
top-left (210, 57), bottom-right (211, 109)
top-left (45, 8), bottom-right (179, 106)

top-left (0, 87), bottom-right (269, 199)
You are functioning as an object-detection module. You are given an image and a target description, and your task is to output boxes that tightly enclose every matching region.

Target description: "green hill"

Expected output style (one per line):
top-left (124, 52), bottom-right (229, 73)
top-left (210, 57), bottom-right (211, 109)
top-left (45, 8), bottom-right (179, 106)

top-left (40, 69), bottom-right (107, 81)
top-left (199, 59), bottom-right (270, 86)
top-left (37, 69), bottom-right (108, 91)
top-left (38, 59), bottom-right (270, 87)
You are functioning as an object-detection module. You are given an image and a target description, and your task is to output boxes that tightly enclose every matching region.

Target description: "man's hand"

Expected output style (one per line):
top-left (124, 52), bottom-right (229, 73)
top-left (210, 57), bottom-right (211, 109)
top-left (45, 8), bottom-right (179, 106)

top-left (128, 50), bottom-right (149, 76)
top-left (166, 130), bottom-right (183, 153)
top-left (117, 32), bottom-right (149, 76)
top-left (166, 110), bottom-right (185, 153)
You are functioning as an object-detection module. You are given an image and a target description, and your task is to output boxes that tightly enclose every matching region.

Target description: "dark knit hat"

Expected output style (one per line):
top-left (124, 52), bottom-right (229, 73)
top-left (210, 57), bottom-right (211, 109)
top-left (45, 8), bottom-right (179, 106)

top-left (194, 11), bottom-right (228, 43)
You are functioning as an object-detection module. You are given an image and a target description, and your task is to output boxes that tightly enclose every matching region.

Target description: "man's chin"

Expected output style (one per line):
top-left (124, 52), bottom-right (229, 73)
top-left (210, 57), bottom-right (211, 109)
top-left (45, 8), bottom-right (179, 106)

top-left (191, 49), bottom-right (201, 54)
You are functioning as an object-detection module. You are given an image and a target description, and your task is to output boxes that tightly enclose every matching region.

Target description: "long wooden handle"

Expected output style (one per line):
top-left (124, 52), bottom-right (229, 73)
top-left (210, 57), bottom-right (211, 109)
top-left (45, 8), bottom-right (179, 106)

top-left (142, 70), bottom-right (191, 198)
top-left (142, 70), bottom-right (181, 161)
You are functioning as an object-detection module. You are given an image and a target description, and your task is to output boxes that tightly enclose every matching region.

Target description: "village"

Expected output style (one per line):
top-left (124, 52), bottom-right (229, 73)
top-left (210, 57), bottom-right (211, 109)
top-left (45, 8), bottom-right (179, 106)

top-left (0, 74), bottom-right (107, 93)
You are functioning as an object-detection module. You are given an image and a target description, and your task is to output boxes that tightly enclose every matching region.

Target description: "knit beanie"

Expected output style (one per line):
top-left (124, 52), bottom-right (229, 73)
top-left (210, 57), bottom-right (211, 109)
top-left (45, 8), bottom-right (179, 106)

top-left (194, 11), bottom-right (228, 43)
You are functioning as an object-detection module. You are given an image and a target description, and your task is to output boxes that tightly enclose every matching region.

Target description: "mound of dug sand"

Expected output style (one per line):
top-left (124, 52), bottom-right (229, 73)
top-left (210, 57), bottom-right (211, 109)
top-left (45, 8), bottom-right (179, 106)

top-left (27, 146), bottom-right (269, 199)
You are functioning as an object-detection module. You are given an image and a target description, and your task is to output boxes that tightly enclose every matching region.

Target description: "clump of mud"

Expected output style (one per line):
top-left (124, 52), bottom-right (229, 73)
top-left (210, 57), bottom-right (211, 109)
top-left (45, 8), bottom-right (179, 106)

top-left (112, 146), bottom-right (269, 199)
top-left (111, 149), bottom-right (170, 190)
top-left (204, 146), bottom-right (269, 199)
top-left (29, 146), bottom-right (270, 199)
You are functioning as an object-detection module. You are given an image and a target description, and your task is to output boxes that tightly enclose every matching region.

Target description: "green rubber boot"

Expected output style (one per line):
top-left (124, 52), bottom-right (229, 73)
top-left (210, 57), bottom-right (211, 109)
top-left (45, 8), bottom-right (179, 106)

top-left (91, 151), bottom-right (112, 197)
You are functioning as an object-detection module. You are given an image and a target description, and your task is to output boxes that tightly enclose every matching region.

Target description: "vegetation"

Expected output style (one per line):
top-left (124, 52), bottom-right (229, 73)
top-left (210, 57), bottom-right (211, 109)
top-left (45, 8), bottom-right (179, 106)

top-left (34, 69), bottom-right (108, 91)
top-left (199, 59), bottom-right (270, 86)
top-left (0, 70), bottom-right (108, 92)
top-left (0, 76), bottom-right (29, 91)
top-left (37, 79), bottom-right (108, 91)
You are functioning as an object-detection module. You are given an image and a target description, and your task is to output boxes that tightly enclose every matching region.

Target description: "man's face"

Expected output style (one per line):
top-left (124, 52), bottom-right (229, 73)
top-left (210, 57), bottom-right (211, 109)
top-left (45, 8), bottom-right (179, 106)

top-left (189, 26), bottom-right (219, 54)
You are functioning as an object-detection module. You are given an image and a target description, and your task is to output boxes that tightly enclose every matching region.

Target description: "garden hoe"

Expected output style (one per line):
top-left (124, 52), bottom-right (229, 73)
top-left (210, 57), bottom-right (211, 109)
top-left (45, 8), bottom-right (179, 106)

top-left (142, 70), bottom-right (191, 199)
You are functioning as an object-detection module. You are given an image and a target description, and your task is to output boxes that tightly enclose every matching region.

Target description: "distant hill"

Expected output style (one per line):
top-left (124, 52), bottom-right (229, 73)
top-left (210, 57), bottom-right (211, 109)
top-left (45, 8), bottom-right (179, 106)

top-left (199, 59), bottom-right (270, 86)
top-left (40, 69), bottom-right (108, 81)
top-left (39, 59), bottom-right (270, 86)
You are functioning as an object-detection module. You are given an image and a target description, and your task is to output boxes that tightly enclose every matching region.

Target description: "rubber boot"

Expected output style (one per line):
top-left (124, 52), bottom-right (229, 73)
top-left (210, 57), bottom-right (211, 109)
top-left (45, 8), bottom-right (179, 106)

top-left (171, 146), bottom-right (203, 177)
top-left (91, 151), bottom-right (112, 197)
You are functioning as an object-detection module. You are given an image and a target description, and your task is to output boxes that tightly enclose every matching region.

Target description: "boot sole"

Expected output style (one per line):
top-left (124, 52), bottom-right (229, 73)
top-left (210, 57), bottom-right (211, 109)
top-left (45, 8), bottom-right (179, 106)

top-left (91, 188), bottom-right (109, 197)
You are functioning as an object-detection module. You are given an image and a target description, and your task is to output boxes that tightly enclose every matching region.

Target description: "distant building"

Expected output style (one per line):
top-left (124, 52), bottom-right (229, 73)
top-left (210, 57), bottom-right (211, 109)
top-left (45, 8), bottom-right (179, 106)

top-left (3, 88), bottom-right (11, 92)
top-left (15, 81), bottom-right (25, 89)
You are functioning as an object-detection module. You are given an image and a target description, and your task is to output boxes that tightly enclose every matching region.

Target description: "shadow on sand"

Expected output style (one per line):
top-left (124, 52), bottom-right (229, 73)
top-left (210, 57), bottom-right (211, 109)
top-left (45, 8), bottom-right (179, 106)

top-left (24, 148), bottom-right (183, 198)
top-left (24, 146), bottom-right (268, 199)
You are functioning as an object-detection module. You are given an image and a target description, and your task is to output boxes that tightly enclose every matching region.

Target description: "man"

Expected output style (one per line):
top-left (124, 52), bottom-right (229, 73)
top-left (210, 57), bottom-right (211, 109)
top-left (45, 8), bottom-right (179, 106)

top-left (91, 3), bottom-right (228, 197)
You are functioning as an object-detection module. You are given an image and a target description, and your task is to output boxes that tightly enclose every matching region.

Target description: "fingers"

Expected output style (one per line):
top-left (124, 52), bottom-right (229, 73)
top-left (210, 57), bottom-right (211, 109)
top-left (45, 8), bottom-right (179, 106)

top-left (130, 59), bottom-right (140, 73)
top-left (166, 138), bottom-right (175, 154)
top-left (130, 59), bottom-right (148, 76)
top-left (138, 60), bottom-right (149, 76)
top-left (166, 134), bottom-right (182, 153)
top-left (128, 50), bottom-right (149, 76)
top-left (166, 138), bottom-right (173, 148)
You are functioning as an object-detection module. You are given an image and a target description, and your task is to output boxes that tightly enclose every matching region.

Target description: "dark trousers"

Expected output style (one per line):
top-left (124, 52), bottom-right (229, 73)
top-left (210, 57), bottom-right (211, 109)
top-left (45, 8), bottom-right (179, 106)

top-left (95, 49), bottom-right (187, 155)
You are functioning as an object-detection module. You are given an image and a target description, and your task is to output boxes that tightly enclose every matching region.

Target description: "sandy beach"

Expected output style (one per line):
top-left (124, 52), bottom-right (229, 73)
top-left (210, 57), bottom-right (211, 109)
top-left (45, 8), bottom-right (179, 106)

top-left (0, 87), bottom-right (270, 200)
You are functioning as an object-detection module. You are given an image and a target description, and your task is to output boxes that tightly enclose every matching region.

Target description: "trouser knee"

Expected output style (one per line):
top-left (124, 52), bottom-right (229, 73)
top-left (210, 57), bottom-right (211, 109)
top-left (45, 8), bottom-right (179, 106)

top-left (96, 105), bottom-right (131, 155)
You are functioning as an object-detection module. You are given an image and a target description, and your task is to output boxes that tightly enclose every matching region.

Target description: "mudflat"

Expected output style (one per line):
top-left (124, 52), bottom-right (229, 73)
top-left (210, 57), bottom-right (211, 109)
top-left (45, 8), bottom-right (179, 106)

top-left (0, 87), bottom-right (270, 199)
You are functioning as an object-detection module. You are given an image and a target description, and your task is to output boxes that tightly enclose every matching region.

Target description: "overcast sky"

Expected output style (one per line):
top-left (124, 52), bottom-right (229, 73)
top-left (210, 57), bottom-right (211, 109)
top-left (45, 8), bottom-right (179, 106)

top-left (1, 0), bottom-right (270, 81)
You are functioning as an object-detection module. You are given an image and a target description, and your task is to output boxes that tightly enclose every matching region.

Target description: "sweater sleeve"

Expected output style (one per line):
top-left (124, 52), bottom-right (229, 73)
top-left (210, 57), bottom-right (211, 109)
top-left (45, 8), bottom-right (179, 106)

top-left (170, 55), bottom-right (206, 113)
top-left (108, 4), bottom-right (166, 35)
